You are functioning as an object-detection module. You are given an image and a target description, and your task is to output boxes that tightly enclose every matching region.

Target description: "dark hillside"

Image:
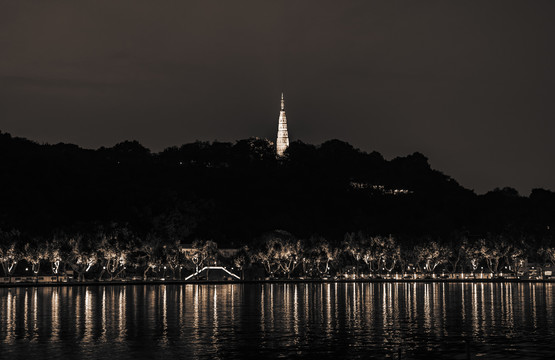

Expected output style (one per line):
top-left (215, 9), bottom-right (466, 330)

top-left (1, 131), bottom-right (553, 246)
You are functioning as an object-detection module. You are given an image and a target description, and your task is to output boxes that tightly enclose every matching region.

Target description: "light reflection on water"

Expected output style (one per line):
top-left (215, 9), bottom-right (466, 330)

top-left (0, 283), bottom-right (554, 359)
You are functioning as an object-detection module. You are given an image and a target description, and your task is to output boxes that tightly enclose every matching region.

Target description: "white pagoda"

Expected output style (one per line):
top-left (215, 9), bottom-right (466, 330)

top-left (276, 92), bottom-right (290, 156)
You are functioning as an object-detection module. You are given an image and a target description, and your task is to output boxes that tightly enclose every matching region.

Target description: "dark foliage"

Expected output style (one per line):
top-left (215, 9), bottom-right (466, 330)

top-left (0, 131), bottom-right (554, 247)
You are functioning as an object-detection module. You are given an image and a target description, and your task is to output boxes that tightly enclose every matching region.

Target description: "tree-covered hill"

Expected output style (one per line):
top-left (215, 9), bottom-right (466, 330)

top-left (1, 131), bottom-right (554, 246)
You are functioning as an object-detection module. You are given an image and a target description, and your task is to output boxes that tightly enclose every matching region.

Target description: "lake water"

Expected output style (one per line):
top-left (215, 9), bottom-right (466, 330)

top-left (0, 282), bottom-right (554, 359)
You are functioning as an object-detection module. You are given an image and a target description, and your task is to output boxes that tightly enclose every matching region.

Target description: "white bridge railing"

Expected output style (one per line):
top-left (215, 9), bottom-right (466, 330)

top-left (184, 266), bottom-right (241, 281)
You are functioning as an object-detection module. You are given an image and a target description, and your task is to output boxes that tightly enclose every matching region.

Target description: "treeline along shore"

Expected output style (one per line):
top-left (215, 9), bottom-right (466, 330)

top-left (0, 131), bottom-right (554, 282)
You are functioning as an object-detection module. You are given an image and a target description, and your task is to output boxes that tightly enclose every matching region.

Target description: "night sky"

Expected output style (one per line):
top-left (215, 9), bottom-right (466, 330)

top-left (1, 1), bottom-right (554, 195)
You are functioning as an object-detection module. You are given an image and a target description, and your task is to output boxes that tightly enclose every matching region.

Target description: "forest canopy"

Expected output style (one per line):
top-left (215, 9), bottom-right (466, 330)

top-left (0, 131), bottom-right (554, 248)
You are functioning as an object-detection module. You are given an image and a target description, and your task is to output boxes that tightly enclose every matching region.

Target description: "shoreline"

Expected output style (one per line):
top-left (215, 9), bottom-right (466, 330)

top-left (1, 278), bottom-right (554, 288)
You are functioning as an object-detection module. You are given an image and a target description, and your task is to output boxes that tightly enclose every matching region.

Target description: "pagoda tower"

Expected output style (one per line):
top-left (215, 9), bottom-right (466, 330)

top-left (276, 92), bottom-right (289, 156)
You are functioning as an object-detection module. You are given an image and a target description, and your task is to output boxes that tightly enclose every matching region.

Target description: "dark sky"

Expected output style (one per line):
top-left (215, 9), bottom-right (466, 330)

top-left (1, 1), bottom-right (554, 195)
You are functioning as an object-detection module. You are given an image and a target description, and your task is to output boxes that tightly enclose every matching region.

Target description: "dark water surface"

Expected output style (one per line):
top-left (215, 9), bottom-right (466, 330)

top-left (1, 283), bottom-right (554, 359)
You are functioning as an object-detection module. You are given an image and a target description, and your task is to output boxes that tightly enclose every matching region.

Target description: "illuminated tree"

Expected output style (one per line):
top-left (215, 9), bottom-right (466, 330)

top-left (0, 229), bottom-right (21, 277)
top-left (397, 242), bottom-right (417, 276)
top-left (415, 240), bottom-right (449, 274)
top-left (253, 231), bottom-right (302, 279)
top-left (305, 237), bottom-right (335, 278)
top-left (23, 239), bottom-right (47, 279)
top-left (67, 233), bottom-right (98, 282)
top-left (140, 234), bottom-right (163, 280)
top-left (344, 234), bottom-right (400, 277)
top-left (508, 245), bottom-right (527, 276)
top-left (183, 239), bottom-right (219, 279)
top-left (344, 232), bottom-right (365, 277)
top-left (365, 235), bottom-right (400, 276)
top-left (252, 239), bottom-right (281, 277)
top-left (445, 233), bottom-right (468, 276)
top-left (539, 246), bottom-right (555, 272)
top-left (480, 234), bottom-right (512, 276)
top-left (192, 239), bottom-right (218, 268)
top-left (46, 233), bottom-right (72, 276)
top-left (275, 238), bottom-right (303, 279)
top-left (361, 240), bottom-right (380, 275)
top-left (181, 247), bottom-right (198, 274)
top-left (380, 236), bottom-right (401, 275)
top-left (151, 209), bottom-right (193, 279)
top-left (463, 240), bottom-right (483, 274)
top-left (163, 239), bottom-right (183, 280)
top-left (97, 225), bottom-right (135, 281)
top-left (233, 246), bottom-right (251, 280)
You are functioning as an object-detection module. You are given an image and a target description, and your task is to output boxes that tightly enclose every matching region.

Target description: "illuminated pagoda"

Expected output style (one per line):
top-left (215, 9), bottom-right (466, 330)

top-left (276, 92), bottom-right (290, 156)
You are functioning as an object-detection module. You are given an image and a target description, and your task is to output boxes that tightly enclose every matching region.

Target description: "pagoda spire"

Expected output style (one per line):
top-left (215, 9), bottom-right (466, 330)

top-left (276, 92), bottom-right (289, 156)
